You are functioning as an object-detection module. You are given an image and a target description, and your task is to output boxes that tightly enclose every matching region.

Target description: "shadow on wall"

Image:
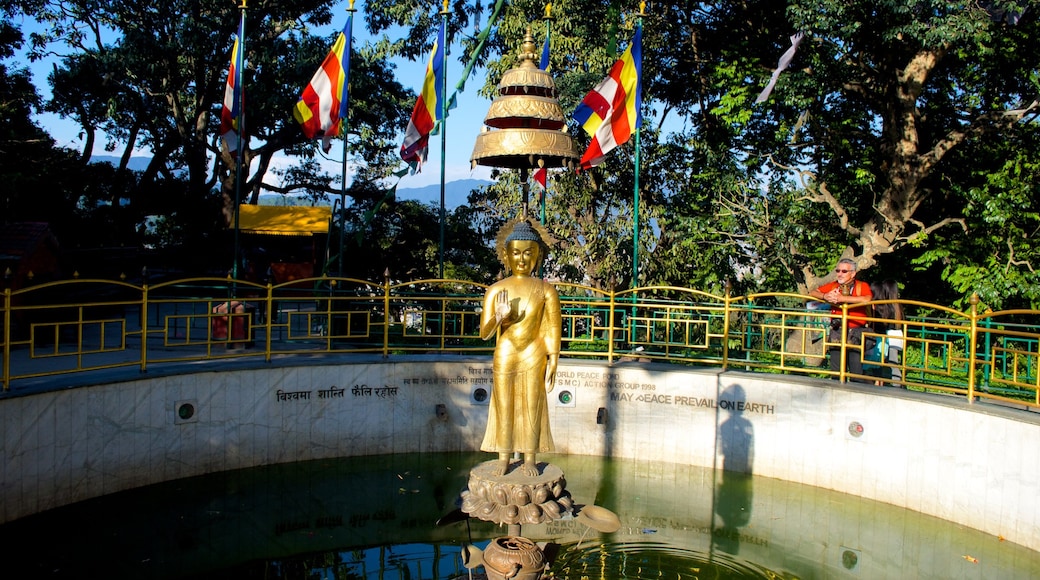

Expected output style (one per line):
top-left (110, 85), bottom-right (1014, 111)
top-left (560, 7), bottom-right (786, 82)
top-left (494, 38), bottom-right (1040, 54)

top-left (718, 384), bottom-right (754, 473)
top-left (587, 370), bottom-right (621, 520)
top-left (714, 383), bottom-right (755, 556)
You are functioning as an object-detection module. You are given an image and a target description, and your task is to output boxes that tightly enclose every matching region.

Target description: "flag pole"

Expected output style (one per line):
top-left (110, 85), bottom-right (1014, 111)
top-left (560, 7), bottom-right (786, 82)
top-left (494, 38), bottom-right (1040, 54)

top-left (540, 170), bottom-right (547, 225)
top-left (338, 0), bottom-right (357, 277)
top-left (438, 0), bottom-right (450, 278)
top-left (232, 0), bottom-right (247, 281)
top-left (540, 3), bottom-right (552, 226)
top-left (631, 2), bottom-right (645, 288)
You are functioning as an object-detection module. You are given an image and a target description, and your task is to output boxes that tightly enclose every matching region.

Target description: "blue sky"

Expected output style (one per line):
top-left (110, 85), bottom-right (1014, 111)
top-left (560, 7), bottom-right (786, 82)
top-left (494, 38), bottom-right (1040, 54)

top-left (13, 1), bottom-right (496, 191)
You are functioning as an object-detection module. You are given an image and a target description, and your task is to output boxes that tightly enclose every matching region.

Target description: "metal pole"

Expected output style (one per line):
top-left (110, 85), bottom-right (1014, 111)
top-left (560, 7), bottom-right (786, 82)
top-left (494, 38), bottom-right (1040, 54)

top-left (521, 168), bottom-right (530, 217)
top-left (2, 288), bottom-right (10, 391)
top-left (338, 1), bottom-right (357, 277)
top-left (540, 5), bottom-right (552, 227)
top-left (231, 0), bottom-right (248, 281)
top-left (438, 0), bottom-right (449, 278)
top-left (539, 177), bottom-right (546, 224)
top-left (968, 293), bottom-right (979, 403)
top-left (632, 128), bottom-right (640, 287)
top-left (631, 6), bottom-right (645, 288)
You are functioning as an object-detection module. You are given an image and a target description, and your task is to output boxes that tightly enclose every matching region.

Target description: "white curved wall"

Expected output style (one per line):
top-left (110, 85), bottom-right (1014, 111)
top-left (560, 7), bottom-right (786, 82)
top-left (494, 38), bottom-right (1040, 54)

top-left (1, 356), bottom-right (1037, 552)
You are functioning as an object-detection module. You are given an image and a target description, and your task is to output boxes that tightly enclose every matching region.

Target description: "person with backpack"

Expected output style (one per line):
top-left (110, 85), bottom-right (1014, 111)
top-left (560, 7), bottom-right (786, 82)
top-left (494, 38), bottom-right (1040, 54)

top-left (865, 279), bottom-right (906, 386)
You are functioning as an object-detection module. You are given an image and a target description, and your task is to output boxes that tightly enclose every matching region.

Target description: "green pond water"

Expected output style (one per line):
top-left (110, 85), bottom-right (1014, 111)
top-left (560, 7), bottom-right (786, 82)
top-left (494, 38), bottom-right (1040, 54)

top-left (2, 452), bottom-right (1038, 579)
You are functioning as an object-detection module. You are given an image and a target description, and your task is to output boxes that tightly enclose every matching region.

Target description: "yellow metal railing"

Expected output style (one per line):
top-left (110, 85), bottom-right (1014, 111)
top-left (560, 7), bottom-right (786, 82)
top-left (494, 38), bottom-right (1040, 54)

top-left (3, 276), bottom-right (1040, 408)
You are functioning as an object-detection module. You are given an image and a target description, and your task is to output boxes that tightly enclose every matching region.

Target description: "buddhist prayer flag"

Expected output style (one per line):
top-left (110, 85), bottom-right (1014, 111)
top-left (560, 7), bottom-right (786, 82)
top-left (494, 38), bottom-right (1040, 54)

top-left (400, 20), bottom-right (446, 171)
top-left (221, 31), bottom-right (244, 153)
top-left (539, 30), bottom-right (550, 70)
top-left (573, 23), bottom-right (642, 170)
top-left (532, 167), bottom-right (547, 204)
top-left (293, 14), bottom-right (353, 153)
top-left (442, 0), bottom-right (507, 115)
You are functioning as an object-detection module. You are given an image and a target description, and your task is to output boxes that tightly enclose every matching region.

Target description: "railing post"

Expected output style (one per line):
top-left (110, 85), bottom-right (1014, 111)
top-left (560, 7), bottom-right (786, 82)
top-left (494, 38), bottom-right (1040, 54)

top-left (607, 288), bottom-right (616, 364)
top-left (325, 276), bottom-right (334, 352)
top-left (967, 293), bottom-right (979, 403)
top-left (838, 305), bottom-right (849, 383)
top-left (980, 307), bottom-right (993, 390)
top-left (264, 283), bottom-right (274, 362)
top-left (140, 284), bottom-right (149, 373)
top-left (2, 288), bottom-right (10, 391)
top-left (440, 291), bottom-right (448, 352)
top-left (383, 269), bottom-right (391, 358)
top-left (722, 281), bottom-right (732, 371)
top-left (744, 296), bottom-right (755, 371)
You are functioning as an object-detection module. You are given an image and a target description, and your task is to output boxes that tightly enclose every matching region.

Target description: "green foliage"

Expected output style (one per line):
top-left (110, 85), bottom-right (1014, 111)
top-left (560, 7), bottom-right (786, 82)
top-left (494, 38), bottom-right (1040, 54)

top-left (911, 118), bottom-right (1040, 309)
top-left (4, 0), bottom-right (1040, 311)
top-left (6, 0), bottom-right (418, 273)
top-left (345, 197), bottom-right (497, 283)
top-left (367, 0), bottom-right (1039, 303)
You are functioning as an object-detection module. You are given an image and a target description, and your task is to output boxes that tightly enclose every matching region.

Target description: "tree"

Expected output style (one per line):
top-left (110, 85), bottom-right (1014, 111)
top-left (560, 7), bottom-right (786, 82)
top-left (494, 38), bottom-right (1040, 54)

top-left (722, 1), bottom-right (1039, 299)
top-left (453, 1), bottom-right (1039, 306)
top-left (364, 1), bottom-right (803, 291)
top-left (346, 195), bottom-right (498, 283)
top-left (20, 0), bottom-right (413, 265)
top-left (913, 125), bottom-right (1040, 308)
top-left (0, 7), bottom-right (105, 247)
top-left (0, 15), bottom-right (56, 221)
top-left (11, 0), bottom-right (1039, 309)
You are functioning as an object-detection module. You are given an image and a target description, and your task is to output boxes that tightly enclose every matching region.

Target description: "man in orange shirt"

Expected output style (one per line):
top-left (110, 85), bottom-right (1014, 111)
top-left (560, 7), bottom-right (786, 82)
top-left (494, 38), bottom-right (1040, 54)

top-left (809, 258), bottom-right (873, 379)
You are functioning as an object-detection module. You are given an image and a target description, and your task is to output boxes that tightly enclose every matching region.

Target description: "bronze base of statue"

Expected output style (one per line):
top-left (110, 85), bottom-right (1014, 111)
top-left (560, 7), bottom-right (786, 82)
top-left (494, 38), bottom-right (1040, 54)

top-left (461, 460), bottom-right (573, 526)
top-left (481, 536), bottom-right (547, 580)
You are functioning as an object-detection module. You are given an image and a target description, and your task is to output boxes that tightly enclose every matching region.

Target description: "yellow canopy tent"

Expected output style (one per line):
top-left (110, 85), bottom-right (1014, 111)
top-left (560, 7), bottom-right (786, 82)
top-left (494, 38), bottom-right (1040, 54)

top-left (236, 205), bottom-right (332, 236)
top-left (235, 205), bottom-right (333, 283)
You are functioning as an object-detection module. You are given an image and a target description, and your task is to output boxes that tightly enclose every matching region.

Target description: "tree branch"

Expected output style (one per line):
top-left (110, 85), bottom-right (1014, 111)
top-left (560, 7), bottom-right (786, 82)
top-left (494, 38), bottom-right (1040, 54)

top-left (920, 99), bottom-right (1040, 176)
top-left (767, 155), bottom-right (860, 236)
top-left (1006, 239), bottom-right (1035, 274)
top-left (899, 217), bottom-right (967, 246)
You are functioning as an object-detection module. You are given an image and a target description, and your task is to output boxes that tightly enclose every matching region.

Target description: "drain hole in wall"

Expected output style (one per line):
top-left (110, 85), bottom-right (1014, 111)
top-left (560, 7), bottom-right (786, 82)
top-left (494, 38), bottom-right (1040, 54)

top-left (174, 400), bottom-right (199, 424)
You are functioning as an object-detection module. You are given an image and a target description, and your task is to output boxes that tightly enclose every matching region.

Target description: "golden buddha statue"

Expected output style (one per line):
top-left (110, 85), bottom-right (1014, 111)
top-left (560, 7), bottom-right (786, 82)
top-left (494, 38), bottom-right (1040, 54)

top-left (479, 219), bottom-right (562, 477)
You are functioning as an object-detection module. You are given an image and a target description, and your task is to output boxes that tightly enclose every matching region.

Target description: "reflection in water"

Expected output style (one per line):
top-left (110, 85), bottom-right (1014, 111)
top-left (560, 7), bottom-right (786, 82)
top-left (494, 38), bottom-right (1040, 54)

top-left (554, 541), bottom-right (781, 579)
top-left (713, 471), bottom-right (753, 556)
top-left (2, 452), bottom-right (1038, 579)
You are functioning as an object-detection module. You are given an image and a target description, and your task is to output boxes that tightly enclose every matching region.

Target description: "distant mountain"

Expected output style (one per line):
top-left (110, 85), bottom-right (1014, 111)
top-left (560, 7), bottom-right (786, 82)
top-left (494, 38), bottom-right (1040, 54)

top-left (256, 179), bottom-right (493, 208)
top-left (396, 179), bottom-right (491, 208)
top-left (90, 154), bottom-right (491, 209)
top-left (91, 155), bottom-right (152, 171)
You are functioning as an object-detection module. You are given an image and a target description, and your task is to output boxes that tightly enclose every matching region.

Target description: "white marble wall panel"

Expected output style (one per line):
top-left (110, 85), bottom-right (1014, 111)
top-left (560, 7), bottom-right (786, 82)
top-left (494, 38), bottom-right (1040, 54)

top-left (2, 356), bottom-right (1040, 554)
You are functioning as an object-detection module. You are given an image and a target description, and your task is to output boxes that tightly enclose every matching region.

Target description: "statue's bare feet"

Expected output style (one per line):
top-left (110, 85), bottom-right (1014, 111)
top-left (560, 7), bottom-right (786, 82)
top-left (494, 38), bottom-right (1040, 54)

top-left (519, 459), bottom-right (540, 477)
top-left (492, 456), bottom-right (510, 476)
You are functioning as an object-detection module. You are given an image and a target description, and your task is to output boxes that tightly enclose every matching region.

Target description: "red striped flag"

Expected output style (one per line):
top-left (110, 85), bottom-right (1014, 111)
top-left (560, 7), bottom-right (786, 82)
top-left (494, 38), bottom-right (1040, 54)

top-left (293, 15), bottom-right (353, 153)
top-left (400, 20), bottom-right (446, 172)
top-left (573, 24), bottom-right (642, 170)
top-left (220, 32), bottom-right (244, 153)
top-left (532, 166), bottom-right (547, 204)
